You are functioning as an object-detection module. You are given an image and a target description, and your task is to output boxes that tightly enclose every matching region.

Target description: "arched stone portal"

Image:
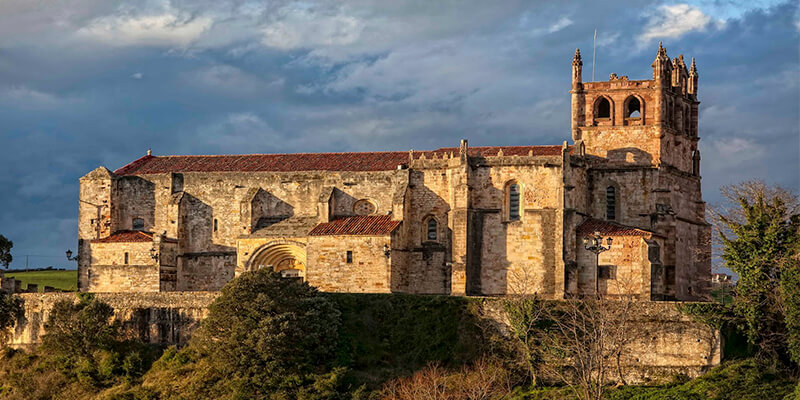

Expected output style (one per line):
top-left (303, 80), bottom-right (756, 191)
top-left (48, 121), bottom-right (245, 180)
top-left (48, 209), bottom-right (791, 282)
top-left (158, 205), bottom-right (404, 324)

top-left (247, 241), bottom-right (307, 279)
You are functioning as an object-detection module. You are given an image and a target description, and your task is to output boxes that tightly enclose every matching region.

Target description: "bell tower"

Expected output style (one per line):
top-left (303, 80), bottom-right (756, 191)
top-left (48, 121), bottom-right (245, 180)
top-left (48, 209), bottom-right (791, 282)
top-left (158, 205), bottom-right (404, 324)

top-left (569, 44), bottom-right (709, 300)
top-left (571, 43), bottom-right (700, 174)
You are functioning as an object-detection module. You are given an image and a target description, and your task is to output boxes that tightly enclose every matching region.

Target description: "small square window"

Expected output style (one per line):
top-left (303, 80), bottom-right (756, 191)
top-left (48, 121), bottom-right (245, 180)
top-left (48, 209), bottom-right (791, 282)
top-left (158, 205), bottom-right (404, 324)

top-left (132, 218), bottom-right (145, 231)
top-left (599, 265), bottom-right (616, 280)
top-left (346, 251), bottom-right (353, 264)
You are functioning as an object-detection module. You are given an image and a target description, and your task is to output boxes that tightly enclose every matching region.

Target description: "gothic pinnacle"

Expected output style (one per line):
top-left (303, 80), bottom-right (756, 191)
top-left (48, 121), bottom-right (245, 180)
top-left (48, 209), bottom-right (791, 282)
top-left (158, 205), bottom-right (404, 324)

top-left (572, 48), bottom-right (582, 65)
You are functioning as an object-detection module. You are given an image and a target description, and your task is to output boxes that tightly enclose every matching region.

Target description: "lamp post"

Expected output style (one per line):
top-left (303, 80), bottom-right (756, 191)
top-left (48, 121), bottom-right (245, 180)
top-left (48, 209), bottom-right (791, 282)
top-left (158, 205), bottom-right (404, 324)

top-left (65, 249), bottom-right (79, 262)
top-left (383, 244), bottom-right (391, 258)
top-left (149, 247), bottom-right (159, 263)
top-left (583, 231), bottom-right (613, 295)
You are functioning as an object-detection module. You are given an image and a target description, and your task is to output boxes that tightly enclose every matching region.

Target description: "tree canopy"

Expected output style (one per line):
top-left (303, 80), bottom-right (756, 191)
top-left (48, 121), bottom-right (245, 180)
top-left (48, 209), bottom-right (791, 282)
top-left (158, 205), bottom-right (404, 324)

top-left (712, 180), bottom-right (800, 364)
top-left (0, 235), bottom-right (12, 269)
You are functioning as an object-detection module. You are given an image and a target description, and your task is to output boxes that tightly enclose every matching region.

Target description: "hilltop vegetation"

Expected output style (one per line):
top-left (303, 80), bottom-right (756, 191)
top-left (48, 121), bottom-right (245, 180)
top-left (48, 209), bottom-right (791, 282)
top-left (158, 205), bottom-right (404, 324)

top-left (0, 271), bottom-right (798, 400)
top-left (4, 270), bottom-right (77, 292)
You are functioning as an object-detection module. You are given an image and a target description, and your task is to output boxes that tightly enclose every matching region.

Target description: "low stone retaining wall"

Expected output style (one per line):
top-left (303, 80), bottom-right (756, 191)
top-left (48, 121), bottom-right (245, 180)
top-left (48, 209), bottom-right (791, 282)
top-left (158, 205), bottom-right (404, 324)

top-left (3, 293), bottom-right (721, 384)
top-left (6, 292), bottom-right (218, 348)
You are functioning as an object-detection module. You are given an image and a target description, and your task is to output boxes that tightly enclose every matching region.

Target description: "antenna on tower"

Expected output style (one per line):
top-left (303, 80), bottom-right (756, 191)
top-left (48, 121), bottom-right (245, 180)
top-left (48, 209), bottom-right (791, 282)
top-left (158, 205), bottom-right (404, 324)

top-left (592, 28), bottom-right (597, 81)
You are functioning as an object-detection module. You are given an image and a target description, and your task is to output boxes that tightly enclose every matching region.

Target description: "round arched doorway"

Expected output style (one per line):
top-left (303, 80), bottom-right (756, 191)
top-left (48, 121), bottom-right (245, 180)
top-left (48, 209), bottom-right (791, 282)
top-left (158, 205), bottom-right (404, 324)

top-left (248, 241), bottom-right (307, 279)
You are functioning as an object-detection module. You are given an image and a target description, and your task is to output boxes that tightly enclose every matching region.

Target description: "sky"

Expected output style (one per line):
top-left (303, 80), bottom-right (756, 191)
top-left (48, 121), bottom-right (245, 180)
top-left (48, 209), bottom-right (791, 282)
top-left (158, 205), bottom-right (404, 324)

top-left (0, 0), bottom-right (797, 271)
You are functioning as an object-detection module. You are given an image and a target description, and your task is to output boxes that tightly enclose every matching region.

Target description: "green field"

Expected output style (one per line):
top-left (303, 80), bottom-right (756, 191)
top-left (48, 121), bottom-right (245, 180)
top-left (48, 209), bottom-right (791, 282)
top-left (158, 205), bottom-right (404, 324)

top-left (4, 270), bottom-right (78, 292)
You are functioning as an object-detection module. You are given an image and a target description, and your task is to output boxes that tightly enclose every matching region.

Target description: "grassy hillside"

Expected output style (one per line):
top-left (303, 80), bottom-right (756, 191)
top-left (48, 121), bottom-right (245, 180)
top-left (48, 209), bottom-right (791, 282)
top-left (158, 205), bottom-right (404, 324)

top-left (4, 270), bottom-right (77, 292)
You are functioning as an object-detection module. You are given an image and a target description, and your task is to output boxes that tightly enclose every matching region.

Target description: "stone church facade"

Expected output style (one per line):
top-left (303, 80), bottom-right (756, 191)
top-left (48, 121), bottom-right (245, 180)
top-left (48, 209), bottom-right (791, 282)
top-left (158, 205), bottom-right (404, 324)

top-left (76, 44), bottom-right (710, 300)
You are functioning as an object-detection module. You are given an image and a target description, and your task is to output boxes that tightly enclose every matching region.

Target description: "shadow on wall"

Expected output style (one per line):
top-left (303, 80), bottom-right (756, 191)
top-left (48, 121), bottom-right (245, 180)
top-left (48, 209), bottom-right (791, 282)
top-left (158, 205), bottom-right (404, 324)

top-left (178, 193), bottom-right (236, 291)
top-left (331, 188), bottom-right (362, 217)
top-left (253, 188), bottom-right (294, 230)
top-left (471, 170), bottom-right (558, 296)
top-left (470, 179), bottom-right (507, 296)
top-left (117, 176), bottom-right (156, 232)
top-left (403, 171), bottom-right (453, 294)
top-left (606, 147), bottom-right (653, 165)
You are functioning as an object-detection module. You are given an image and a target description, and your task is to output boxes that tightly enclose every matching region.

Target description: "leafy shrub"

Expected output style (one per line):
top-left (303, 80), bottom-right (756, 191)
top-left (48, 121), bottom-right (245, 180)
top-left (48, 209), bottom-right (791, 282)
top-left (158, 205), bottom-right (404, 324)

top-left (41, 293), bottom-right (119, 358)
top-left (144, 269), bottom-right (345, 399)
top-left (0, 292), bottom-right (22, 344)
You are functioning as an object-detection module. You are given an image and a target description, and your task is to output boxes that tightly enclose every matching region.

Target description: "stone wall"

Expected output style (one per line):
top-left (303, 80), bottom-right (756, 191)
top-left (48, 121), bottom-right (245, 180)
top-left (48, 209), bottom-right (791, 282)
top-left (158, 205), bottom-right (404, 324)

top-left (3, 292), bottom-right (720, 384)
top-left (6, 292), bottom-right (217, 348)
top-left (576, 235), bottom-right (663, 299)
top-left (306, 235), bottom-right (393, 293)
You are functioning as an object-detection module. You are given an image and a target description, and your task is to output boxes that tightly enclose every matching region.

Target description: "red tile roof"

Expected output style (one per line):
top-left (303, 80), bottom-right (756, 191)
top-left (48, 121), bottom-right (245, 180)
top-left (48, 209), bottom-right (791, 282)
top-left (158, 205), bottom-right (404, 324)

top-left (91, 230), bottom-right (178, 243)
top-left (308, 215), bottom-right (401, 236)
top-left (113, 145), bottom-right (567, 175)
top-left (576, 218), bottom-right (655, 237)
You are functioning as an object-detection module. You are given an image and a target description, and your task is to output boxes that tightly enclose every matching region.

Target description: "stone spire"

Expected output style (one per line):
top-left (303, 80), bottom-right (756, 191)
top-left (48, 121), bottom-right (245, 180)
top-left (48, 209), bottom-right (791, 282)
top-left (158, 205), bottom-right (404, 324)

top-left (572, 48), bottom-right (583, 88)
top-left (688, 57), bottom-right (698, 95)
top-left (651, 42), bottom-right (671, 84)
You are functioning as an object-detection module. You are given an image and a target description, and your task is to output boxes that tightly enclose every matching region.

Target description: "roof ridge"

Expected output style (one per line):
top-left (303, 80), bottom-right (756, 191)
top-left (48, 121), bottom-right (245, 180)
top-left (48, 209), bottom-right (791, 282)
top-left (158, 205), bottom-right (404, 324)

top-left (126, 144), bottom-right (565, 159)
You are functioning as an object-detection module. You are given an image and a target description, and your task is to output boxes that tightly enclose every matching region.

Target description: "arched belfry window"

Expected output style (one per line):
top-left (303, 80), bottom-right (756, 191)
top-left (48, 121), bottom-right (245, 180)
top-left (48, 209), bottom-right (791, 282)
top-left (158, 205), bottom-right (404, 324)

top-left (132, 218), bottom-right (144, 231)
top-left (506, 182), bottom-right (521, 221)
top-left (596, 97), bottom-right (611, 119)
top-left (605, 186), bottom-right (617, 221)
top-left (425, 217), bottom-right (438, 241)
top-left (626, 96), bottom-right (641, 118)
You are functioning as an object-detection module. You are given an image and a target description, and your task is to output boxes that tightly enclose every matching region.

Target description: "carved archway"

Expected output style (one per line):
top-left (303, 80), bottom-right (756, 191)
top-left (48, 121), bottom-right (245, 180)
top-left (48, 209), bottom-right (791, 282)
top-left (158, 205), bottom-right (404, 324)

top-left (247, 240), bottom-right (307, 279)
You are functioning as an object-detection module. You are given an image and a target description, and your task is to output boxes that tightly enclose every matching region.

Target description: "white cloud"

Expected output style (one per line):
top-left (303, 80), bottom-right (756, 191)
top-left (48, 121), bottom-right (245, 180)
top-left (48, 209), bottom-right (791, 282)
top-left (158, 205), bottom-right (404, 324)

top-left (260, 5), bottom-right (364, 50)
top-left (2, 86), bottom-right (60, 105)
top-left (548, 17), bottom-right (573, 33)
top-left (639, 4), bottom-right (720, 43)
top-left (0, 86), bottom-right (75, 110)
top-left (78, 12), bottom-right (212, 47)
top-left (130, 72), bottom-right (143, 79)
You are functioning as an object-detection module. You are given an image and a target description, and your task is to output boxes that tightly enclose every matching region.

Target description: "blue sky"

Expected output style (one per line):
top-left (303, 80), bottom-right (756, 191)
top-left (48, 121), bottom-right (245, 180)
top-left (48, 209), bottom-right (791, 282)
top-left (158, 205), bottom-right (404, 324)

top-left (0, 0), bottom-right (797, 271)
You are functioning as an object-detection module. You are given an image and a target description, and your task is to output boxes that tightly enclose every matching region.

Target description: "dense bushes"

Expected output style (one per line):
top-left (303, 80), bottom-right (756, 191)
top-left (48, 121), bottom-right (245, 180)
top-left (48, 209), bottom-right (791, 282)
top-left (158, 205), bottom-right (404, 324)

top-left (140, 270), bottom-right (357, 399)
top-left (329, 293), bottom-right (487, 385)
top-left (0, 294), bottom-right (160, 399)
top-left (0, 292), bottom-right (22, 344)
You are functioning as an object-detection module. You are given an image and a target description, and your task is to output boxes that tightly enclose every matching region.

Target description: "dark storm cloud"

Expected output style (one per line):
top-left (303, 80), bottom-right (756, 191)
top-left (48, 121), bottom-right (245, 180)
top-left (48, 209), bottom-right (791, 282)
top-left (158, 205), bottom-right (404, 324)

top-left (0, 0), bottom-right (796, 269)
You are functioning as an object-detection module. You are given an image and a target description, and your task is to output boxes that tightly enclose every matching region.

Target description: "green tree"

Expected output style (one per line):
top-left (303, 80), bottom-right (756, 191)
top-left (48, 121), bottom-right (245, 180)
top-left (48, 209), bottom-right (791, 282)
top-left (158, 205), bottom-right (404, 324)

top-left (0, 292), bottom-right (23, 344)
top-left (0, 234), bottom-right (12, 269)
top-left (155, 269), bottom-right (344, 399)
top-left (41, 293), bottom-right (119, 358)
top-left (713, 181), bottom-right (800, 363)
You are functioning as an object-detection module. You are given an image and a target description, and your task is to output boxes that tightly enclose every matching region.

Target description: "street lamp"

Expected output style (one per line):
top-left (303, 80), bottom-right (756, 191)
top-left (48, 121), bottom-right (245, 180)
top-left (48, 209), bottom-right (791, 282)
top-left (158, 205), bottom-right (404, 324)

top-left (383, 244), bottom-right (391, 258)
top-left (149, 247), bottom-right (159, 262)
top-left (65, 249), bottom-right (79, 262)
top-left (583, 231), bottom-right (613, 295)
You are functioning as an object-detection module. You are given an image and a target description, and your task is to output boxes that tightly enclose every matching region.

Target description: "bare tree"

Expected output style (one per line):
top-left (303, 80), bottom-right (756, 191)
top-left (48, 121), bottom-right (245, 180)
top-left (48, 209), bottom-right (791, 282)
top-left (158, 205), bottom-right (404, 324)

top-left (538, 291), bottom-right (640, 400)
top-left (507, 263), bottom-right (540, 296)
top-left (379, 357), bottom-right (512, 400)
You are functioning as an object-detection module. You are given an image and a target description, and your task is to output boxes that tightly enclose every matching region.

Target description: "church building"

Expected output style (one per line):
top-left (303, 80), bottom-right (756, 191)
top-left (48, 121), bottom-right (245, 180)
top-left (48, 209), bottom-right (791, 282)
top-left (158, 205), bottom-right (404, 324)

top-left (76, 44), bottom-right (710, 300)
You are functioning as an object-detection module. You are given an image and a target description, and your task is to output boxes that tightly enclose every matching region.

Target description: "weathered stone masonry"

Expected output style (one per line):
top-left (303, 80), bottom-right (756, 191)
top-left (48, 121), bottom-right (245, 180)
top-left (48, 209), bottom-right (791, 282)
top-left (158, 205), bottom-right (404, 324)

top-left (75, 44), bottom-right (710, 300)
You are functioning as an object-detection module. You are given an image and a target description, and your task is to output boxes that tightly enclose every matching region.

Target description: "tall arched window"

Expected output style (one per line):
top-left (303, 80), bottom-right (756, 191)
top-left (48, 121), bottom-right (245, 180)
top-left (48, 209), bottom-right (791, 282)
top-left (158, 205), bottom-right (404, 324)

top-left (426, 217), bottom-right (438, 241)
top-left (605, 186), bottom-right (617, 221)
top-left (132, 218), bottom-right (144, 231)
top-left (596, 97), bottom-right (611, 118)
top-left (625, 96), bottom-right (641, 118)
top-left (507, 182), bottom-right (521, 221)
